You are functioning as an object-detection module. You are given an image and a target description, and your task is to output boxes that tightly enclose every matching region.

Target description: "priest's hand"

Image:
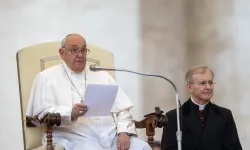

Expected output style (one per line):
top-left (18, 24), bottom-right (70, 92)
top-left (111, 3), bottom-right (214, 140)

top-left (117, 133), bottom-right (130, 150)
top-left (71, 103), bottom-right (88, 121)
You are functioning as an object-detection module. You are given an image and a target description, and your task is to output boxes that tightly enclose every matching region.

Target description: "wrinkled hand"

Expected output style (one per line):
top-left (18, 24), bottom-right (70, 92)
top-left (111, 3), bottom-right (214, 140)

top-left (71, 103), bottom-right (88, 121)
top-left (117, 133), bottom-right (130, 150)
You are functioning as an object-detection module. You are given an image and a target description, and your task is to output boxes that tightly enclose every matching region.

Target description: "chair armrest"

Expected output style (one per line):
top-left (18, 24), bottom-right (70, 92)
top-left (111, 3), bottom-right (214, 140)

top-left (26, 108), bottom-right (167, 149)
top-left (26, 113), bottom-right (61, 150)
top-left (134, 107), bottom-right (167, 147)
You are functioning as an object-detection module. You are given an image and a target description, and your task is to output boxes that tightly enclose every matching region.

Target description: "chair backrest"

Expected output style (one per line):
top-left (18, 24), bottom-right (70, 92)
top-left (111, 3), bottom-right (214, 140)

top-left (16, 42), bottom-right (115, 150)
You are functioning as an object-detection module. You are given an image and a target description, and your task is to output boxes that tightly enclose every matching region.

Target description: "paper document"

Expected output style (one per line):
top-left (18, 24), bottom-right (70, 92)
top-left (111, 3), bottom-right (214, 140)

top-left (83, 84), bottom-right (118, 117)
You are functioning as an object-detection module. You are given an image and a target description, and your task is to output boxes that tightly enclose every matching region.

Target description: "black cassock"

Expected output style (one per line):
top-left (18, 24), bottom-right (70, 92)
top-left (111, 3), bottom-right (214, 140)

top-left (161, 99), bottom-right (242, 150)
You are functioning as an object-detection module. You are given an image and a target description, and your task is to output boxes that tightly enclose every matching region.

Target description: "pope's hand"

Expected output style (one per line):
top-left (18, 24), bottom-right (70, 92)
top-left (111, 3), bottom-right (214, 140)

top-left (117, 133), bottom-right (130, 150)
top-left (71, 103), bottom-right (88, 121)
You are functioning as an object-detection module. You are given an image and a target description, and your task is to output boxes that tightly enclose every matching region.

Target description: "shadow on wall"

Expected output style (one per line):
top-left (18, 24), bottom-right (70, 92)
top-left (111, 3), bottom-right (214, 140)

top-left (139, 0), bottom-right (189, 141)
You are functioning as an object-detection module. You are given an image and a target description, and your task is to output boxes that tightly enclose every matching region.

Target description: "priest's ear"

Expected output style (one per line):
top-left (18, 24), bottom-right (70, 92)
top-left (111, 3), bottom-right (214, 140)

top-left (186, 82), bottom-right (194, 93)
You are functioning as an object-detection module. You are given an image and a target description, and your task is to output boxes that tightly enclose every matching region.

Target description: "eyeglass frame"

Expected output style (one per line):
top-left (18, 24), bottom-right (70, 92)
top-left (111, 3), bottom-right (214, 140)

top-left (62, 47), bottom-right (90, 55)
top-left (189, 80), bottom-right (216, 87)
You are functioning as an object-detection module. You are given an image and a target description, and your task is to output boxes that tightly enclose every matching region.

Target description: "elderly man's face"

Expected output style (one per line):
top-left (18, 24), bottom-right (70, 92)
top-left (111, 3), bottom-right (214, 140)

top-left (187, 70), bottom-right (214, 103)
top-left (59, 35), bottom-right (87, 73)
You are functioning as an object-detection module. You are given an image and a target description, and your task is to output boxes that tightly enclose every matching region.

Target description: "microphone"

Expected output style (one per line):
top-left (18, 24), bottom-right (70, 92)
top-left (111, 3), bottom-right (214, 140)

top-left (89, 64), bottom-right (182, 150)
top-left (89, 64), bottom-right (116, 71)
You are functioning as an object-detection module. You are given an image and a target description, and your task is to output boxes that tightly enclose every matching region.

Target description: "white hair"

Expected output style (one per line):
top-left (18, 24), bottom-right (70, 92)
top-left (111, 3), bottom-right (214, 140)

top-left (60, 33), bottom-right (85, 48)
top-left (60, 34), bottom-right (72, 48)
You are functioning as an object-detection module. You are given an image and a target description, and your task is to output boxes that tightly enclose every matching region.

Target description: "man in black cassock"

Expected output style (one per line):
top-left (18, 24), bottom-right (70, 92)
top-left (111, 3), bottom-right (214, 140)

top-left (161, 65), bottom-right (242, 150)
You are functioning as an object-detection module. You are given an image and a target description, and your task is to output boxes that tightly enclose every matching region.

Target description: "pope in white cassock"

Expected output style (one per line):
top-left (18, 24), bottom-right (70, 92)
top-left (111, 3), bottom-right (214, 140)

top-left (26, 34), bottom-right (152, 150)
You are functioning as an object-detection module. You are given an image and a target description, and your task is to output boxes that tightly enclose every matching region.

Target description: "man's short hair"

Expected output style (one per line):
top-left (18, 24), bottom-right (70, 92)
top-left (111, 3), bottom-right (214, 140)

top-left (60, 33), bottom-right (83, 48)
top-left (185, 65), bottom-right (214, 83)
top-left (61, 34), bottom-right (74, 48)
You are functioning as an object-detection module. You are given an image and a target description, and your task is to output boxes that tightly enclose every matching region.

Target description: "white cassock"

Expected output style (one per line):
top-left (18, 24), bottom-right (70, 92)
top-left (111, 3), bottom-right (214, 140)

top-left (26, 62), bottom-right (152, 150)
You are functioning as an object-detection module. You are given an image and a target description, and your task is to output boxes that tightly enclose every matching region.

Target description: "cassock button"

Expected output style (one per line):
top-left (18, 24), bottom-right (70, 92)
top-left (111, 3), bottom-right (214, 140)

top-left (202, 124), bottom-right (204, 127)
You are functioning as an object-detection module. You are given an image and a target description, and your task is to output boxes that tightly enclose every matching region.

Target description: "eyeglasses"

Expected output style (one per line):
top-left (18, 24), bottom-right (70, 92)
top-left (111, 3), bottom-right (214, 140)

top-left (63, 47), bottom-right (90, 55)
top-left (191, 80), bottom-right (215, 87)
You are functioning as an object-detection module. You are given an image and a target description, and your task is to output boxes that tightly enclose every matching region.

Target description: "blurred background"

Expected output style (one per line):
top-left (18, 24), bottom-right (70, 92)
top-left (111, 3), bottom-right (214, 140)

top-left (0, 0), bottom-right (249, 149)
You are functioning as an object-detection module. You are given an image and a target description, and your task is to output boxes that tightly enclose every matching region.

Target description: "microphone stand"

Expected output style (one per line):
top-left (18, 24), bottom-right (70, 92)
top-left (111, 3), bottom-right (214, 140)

top-left (90, 66), bottom-right (182, 150)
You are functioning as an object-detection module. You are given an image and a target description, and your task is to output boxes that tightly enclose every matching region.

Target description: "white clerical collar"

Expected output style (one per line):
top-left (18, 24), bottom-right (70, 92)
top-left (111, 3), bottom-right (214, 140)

top-left (191, 97), bottom-right (208, 110)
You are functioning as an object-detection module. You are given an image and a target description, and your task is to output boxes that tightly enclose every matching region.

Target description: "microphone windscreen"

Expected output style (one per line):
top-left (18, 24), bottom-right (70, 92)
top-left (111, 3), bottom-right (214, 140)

top-left (89, 64), bottom-right (96, 71)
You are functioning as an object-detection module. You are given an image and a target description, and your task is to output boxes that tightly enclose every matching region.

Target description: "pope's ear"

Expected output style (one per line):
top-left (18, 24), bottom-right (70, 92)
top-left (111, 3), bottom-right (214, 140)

top-left (59, 48), bottom-right (65, 57)
top-left (59, 48), bottom-right (63, 54)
